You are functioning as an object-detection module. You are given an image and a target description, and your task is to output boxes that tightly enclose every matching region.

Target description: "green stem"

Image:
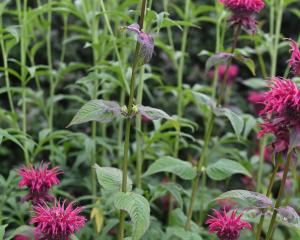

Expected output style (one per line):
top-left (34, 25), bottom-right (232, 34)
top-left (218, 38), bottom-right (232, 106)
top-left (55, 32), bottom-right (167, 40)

top-left (266, 150), bottom-right (293, 240)
top-left (0, 17), bottom-right (15, 113)
top-left (256, 137), bottom-right (267, 192)
top-left (270, 0), bottom-right (284, 77)
top-left (185, 23), bottom-right (241, 230)
top-left (256, 154), bottom-right (280, 240)
top-left (118, 1), bottom-right (147, 239)
top-left (17, 0), bottom-right (29, 165)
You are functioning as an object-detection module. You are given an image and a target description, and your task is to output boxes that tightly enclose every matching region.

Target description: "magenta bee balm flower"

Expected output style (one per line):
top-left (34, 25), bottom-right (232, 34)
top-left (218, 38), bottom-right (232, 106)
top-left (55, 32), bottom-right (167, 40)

top-left (30, 201), bottom-right (86, 240)
top-left (288, 39), bottom-right (300, 76)
top-left (206, 209), bottom-right (252, 240)
top-left (208, 64), bottom-right (239, 85)
top-left (18, 163), bottom-right (62, 204)
top-left (258, 78), bottom-right (300, 152)
top-left (220, 0), bottom-right (265, 34)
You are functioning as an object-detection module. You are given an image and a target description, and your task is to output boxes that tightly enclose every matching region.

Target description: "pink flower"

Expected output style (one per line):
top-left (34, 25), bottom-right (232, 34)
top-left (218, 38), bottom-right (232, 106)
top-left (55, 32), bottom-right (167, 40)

top-left (208, 64), bottom-right (239, 85)
top-left (14, 236), bottom-right (30, 240)
top-left (247, 91), bottom-right (265, 114)
top-left (258, 78), bottom-right (300, 152)
top-left (18, 163), bottom-right (62, 204)
top-left (30, 201), bottom-right (86, 240)
top-left (206, 209), bottom-right (252, 240)
top-left (220, 0), bottom-right (265, 34)
top-left (288, 39), bottom-right (300, 76)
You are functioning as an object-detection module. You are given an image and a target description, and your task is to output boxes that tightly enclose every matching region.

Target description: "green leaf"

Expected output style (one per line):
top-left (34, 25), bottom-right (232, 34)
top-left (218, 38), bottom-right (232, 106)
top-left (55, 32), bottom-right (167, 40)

top-left (242, 78), bottom-right (267, 89)
top-left (138, 105), bottom-right (171, 121)
top-left (192, 91), bottom-right (216, 109)
top-left (95, 164), bottom-right (132, 192)
top-left (206, 159), bottom-right (251, 181)
top-left (214, 107), bottom-right (244, 136)
top-left (0, 225), bottom-right (7, 239)
top-left (234, 55), bottom-right (256, 76)
top-left (164, 226), bottom-right (203, 240)
top-left (152, 183), bottom-right (183, 208)
top-left (205, 52), bottom-right (234, 72)
top-left (143, 156), bottom-right (197, 180)
top-left (6, 225), bottom-right (35, 240)
top-left (114, 192), bottom-right (150, 240)
top-left (277, 206), bottom-right (300, 229)
top-left (216, 190), bottom-right (273, 209)
top-left (67, 100), bottom-right (121, 127)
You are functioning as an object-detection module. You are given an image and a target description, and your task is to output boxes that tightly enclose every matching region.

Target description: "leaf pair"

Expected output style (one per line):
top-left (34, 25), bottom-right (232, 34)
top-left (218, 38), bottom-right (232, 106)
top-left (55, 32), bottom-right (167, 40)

top-left (67, 100), bottom-right (171, 127)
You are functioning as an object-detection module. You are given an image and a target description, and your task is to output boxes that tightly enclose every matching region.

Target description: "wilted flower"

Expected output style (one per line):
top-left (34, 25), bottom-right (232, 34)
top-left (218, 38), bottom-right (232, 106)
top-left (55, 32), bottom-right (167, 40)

top-left (18, 163), bottom-right (61, 204)
top-left (206, 209), bottom-right (252, 240)
top-left (258, 78), bottom-right (300, 152)
top-left (287, 39), bottom-right (300, 76)
top-left (30, 201), bottom-right (86, 240)
top-left (125, 23), bottom-right (154, 64)
top-left (208, 64), bottom-right (239, 85)
top-left (220, 0), bottom-right (265, 34)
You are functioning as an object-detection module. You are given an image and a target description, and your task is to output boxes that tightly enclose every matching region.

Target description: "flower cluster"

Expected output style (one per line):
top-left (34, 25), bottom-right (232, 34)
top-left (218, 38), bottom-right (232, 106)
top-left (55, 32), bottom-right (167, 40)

top-left (206, 209), bottom-right (252, 240)
top-left (220, 0), bottom-right (265, 34)
top-left (258, 78), bottom-right (300, 152)
top-left (30, 201), bottom-right (86, 240)
top-left (18, 163), bottom-right (61, 204)
top-left (18, 163), bottom-right (86, 239)
top-left (288, 39), bottom-right (300, 76)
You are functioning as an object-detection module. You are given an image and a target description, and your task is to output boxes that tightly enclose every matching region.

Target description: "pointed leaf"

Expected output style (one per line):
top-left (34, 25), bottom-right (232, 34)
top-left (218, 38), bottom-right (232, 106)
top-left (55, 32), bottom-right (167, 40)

top-left (216, 190), bottom-right (273, 209)
top-left (138, 105), bottom-right (171, 121)
top-left (143, 156), bottom-right (197, 180)
top-left (95, 164), bottom-right (132, 192)
top-left (234, 55), bottom-right (256, 76)
top-left (205, 52), bottom-right (234, 72)
top-left (68, 100), bottom-right (121, 127)
top-left (207, 159), bottom-right (251, 181)
top-left (214, 107), bottom-right (244, 136)
top-left (0, 225), bottom-right (7, 239)
top-left (114, 192), bottom-right (150, 240)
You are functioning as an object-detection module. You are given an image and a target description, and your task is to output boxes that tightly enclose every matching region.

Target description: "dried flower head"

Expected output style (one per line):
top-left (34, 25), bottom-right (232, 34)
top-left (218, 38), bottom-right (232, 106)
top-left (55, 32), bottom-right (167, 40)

top-left (18, 163), bottom-right (61, 204)
top-left (30, 201), bottom-right (86, 240)
top-left (288, 39), bottom-right (300, 76)
top-left (220, 0), bottom-right (265, 34)
top-left (125, 23), bottom-right (154, 64)
top-left (206, 209), bottom-right (252, 240)
top-left (258, 78), bottom-right (300, 152)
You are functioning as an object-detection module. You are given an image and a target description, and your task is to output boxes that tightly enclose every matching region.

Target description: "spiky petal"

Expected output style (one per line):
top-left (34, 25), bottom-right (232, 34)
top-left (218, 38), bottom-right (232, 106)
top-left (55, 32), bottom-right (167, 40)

top-left (18, 163), bottom-right (62, 204)
top-left (288, 39), bottom-right (300, 76)
top-left (30, 201), bottom-right (86, 240)
top-left (258, 78), bottom-right (300, 152)
top-left (206, 209), bottom-right (252, 240)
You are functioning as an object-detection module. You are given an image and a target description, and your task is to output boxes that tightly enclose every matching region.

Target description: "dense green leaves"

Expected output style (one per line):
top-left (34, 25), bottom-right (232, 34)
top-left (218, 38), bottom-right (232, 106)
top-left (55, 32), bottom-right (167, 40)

top-left (206, 159), bottom-right (251, 180)
top-left (143, 156), bottom-right (197, 180)
top-left (67, 100), bottom-right (121, 126)
top-left (164, 226), bottom-right (203, 240)
top-left (114, 192), bottom-right (150, 240)
top-left (94, 164), bottom-right (132, 192)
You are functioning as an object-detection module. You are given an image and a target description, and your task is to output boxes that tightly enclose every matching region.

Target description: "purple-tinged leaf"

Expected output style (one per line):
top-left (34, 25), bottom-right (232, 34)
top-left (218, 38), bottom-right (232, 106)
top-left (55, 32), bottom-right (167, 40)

top-left (277, 206), bottom-right (300, 228)
top-left (125, 23), bottom-right (141, 34)
top-left (289, 126), bottom-right (300, 150)
top-left (138, 105), bottom-right (171, 121)
top-left (205, 53), bottom-right (234, 72)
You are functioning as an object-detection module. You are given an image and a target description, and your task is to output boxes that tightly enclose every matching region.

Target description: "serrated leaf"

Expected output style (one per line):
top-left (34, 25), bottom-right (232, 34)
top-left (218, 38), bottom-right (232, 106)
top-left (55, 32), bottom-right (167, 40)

top-left (143, 156), bottom-right (197, 180)
top-left (206, 159), bottom-right (251, 181)
top-left (163, 226), bottom-right (203, 240)
top-left (67, 100), bottom-right (121, 127)
top-left (277, 206), bottom-right (300, 229)
top-left (216, 190), bottom-right (273, 209)
top-left (0, 224), bottom-right (7, 239)
top-left (138, 105), bottom-right (171, 121)
top-left (114, 192), bottom-right (150, 240)
top-left (214, 107), bottom-right (244, 136)
top-left (205, 52), bottom-right (234, 72)
top-left (94, 164), bottom-right (132, 192)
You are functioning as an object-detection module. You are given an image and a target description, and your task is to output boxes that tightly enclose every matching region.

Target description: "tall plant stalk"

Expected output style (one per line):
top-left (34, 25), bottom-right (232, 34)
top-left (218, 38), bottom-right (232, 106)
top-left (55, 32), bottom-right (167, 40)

top-left (256, 154), bottom-right (280, 240)
top-left (17, 0), bottom-right (30, 165)
top-left (266, 150), bottom-right (293, 240)
top-left (118, 1), bottom-right (147, 239)
top-left (185, 23), bottom-right (241, 229)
